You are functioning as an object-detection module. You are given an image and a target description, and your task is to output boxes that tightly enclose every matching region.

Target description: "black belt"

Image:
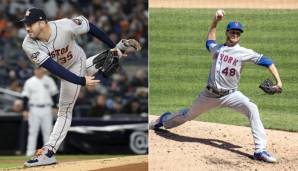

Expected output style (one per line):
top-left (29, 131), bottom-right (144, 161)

top-left (206, 85), bottom-right (234, 97)
top-left (29, 104), bottom-right (50, 108)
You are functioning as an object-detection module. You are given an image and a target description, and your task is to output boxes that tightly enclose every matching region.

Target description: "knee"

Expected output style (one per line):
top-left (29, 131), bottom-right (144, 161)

top-left (58, 103), bottom-right (74, 117)
top-left (245, 102), bottom-right (259, 117)
top-left (249, 102), bottom-right (258, 112)
top-left (179, 108), bottom-right (189, 117)
top-left (57, 112), bottom-right (73, 120)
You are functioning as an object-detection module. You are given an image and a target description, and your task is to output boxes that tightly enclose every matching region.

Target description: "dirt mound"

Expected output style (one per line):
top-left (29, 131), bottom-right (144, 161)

top-left (93, 163), bottom-right (147, 171)
top-left (150, 0), bottom-right (298, 9)
top-left (149, 115), bottom-right (298, 171)
top-left (12, 155), bottom-right (147, 171)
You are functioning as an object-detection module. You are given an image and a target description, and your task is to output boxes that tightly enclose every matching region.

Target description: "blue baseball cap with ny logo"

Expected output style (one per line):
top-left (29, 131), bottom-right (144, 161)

top-left (20, 8), bottom-right (47, 25)
top-left (226, 21), bottom-right (243, 33)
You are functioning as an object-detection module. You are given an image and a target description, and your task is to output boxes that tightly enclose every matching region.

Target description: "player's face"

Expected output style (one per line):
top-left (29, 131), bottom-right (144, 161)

top-left (34, 68), bottom-right (45, 78)
top-left (25, 21), bottom-right (43, 38)
top-left (226, 29), bottom-right (241, 46)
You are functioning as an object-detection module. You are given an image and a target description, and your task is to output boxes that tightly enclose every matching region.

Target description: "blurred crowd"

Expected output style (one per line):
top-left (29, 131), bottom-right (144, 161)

top-left (75, 70), bottom-right (148, 117)
top-left (0, 0), bottom-right (148, 117)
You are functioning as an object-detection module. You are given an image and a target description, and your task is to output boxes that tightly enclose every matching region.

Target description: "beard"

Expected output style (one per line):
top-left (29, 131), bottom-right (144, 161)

top-left (28, 31), bottom-right (40, 39)
top-left (226, 37), bottom-right (240, 46)
top-left (28, 32), bottom-right (36, 38)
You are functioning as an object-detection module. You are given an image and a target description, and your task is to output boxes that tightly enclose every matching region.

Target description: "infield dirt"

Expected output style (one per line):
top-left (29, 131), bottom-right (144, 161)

top-left (149, 115), bottom-right (298, 171)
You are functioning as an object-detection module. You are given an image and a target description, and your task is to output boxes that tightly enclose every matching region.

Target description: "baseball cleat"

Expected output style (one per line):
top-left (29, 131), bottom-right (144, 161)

top-left (24, 147), bottom-right (57, 167)
top-left (149, 112), bottom-right (171, 130)
top-left (253, 151), bottom-right (277, 163)
top-left (149, 120), bottom-right (159, 130)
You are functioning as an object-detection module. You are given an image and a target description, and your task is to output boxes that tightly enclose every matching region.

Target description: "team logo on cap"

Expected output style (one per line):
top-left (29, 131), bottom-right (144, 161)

top-left (235, 22), bottom-right (239, 26)
top-left (25, 10), bottom-right (31, 16)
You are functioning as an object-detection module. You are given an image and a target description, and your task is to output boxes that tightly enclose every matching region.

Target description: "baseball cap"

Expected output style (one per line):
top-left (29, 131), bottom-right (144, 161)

top-left (226, 21), bottom-right (243, 33)
top-left (20, 8), bottom-right (47, 25)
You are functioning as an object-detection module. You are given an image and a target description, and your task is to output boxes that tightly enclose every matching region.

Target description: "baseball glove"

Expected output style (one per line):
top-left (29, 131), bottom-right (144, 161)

top-left (259, 78), bottom-right (282, 95)
top-left (93, 49), bottom-right (120, 78)
top-left (116, 39), bottom-right (142, 53)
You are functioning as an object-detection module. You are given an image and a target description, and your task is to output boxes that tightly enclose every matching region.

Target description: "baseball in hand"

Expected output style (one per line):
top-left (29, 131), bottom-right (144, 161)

top-left (215, 9), bottom-right (225, 20)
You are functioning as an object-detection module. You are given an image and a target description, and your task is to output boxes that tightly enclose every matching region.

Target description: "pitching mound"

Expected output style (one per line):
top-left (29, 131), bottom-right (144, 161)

top-left (149, 115), bottom-right (298, 171)
top-left (17, 155), bottom-right (147, 171)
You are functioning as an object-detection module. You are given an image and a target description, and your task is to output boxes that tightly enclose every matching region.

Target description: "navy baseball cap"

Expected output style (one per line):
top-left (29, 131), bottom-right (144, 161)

top-left (226, 21), bottom-right (243, 33)
top-left (20, 8), bottom-right (47, 25)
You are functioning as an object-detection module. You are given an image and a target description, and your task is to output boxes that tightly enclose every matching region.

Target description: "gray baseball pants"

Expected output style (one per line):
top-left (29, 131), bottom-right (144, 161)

top-left (162, 89), bottom-right (267, 153)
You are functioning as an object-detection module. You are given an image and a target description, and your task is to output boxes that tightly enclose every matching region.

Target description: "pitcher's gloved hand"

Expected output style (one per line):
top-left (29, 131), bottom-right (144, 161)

top-left (92, 49), bottom-right (121, 78)
top-left (259, 78), bottom-right (282, 95)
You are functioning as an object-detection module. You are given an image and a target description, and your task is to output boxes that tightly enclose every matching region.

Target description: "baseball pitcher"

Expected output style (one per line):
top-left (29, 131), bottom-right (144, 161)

top-left (149, 10), bottom-right (282, 163)
top-left (20, 8), bottom-right (140, 167)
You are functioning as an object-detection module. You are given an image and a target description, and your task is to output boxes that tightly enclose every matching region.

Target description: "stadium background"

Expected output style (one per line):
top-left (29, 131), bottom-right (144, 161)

top-left (0, 0), bottom-right (148, 159)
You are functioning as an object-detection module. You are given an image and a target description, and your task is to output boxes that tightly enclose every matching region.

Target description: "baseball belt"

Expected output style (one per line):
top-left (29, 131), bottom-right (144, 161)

top-left (206, 85), bottom-right (235, 97)
top-left (29, 104), bottom-right (51, 108)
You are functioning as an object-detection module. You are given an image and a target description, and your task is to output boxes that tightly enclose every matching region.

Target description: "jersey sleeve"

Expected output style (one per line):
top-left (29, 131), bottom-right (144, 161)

top-left (256, 56), bottom-right (273, 67)
top-left (206, 40), bottom-right (220, 56)
top-left (22, 37), bottom-right (50, 65)
top-left (67, 16), bottom-right (90, 36)
top-left (241, 48), bottom-right (263, 64)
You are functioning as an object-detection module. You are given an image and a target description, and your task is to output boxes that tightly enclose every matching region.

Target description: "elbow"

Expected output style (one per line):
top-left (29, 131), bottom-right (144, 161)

top-left (264, 62), bottom-right (274, 68)
top-left (268, 63), bottom-right (274, 68)
top-left (207, 32), bottom-right (216, 41)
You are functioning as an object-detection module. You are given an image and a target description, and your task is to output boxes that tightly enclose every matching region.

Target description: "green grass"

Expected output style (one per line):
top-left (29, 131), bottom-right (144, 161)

top-left (0, 154), bottom-right (128, 169)
top-left (149, 8), bottom-right (298, 132)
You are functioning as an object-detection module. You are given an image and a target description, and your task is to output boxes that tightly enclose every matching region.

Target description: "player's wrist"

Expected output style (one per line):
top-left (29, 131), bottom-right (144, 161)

top-left (275, 78), bottom-right (282, 88)
top-left (276, 82), bottom-right (282, 88)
